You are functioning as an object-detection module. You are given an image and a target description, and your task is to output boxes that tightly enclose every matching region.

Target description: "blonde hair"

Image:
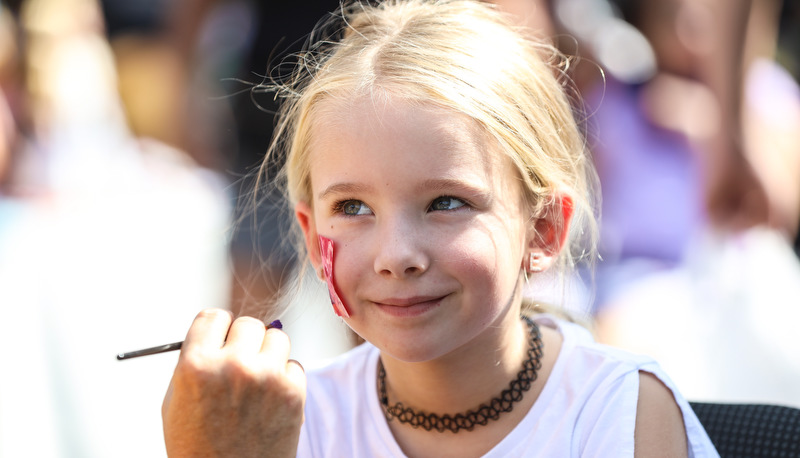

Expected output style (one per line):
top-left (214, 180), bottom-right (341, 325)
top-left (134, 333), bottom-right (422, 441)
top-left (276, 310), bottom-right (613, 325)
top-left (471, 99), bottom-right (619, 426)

top-left (257, 0), bottom-right (599, 306)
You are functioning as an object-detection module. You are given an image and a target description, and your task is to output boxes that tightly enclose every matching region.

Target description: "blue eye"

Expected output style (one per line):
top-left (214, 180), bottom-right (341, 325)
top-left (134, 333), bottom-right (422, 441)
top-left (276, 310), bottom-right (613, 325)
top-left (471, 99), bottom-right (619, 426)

top-left (430, 196), bottom-right (466, 211)
top-left (339, 200), bottom-right (373, 216)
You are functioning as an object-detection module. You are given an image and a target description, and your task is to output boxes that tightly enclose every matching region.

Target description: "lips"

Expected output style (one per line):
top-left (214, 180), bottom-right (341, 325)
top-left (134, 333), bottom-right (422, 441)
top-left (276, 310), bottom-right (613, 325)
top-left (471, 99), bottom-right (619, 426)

top-left (373, 295), bottom-right (447, 317)
top-left (376, 295), bottom-right (444, 306)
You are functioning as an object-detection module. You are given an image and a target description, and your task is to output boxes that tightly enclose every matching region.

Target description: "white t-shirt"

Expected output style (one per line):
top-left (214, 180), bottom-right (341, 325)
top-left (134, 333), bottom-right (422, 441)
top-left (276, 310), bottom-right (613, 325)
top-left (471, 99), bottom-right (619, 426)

top-left (298, 315), bottom-right (719, 457)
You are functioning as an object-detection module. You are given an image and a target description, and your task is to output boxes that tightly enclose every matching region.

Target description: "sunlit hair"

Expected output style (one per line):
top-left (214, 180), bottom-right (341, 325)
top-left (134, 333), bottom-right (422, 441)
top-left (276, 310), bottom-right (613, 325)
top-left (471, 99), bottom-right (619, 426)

top-left (257, 0), bottom-right (600, 301)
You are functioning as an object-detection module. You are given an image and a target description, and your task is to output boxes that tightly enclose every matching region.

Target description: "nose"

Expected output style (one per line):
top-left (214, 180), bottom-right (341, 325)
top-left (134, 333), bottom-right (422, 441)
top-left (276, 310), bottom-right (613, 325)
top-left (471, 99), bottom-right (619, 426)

top-left (373, 217), bottom-right (429, 279)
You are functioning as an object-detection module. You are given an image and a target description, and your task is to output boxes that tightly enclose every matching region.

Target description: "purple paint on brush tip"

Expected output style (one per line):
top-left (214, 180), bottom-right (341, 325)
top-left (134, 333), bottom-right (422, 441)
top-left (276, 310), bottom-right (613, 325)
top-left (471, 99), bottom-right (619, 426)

top-left (268, 319), bottom-right (282, 330)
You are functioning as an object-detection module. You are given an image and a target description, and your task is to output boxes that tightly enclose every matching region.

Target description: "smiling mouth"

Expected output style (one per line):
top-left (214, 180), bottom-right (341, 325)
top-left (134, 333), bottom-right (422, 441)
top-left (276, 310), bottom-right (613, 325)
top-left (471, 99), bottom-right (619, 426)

top-left (374, 295), bottom-right (446, 317)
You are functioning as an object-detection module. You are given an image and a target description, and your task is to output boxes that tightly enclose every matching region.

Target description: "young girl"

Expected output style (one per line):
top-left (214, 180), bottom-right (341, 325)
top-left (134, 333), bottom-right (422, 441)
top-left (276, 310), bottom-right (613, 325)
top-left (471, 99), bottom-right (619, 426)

top-left (161, 1), bottom-right (718, 456)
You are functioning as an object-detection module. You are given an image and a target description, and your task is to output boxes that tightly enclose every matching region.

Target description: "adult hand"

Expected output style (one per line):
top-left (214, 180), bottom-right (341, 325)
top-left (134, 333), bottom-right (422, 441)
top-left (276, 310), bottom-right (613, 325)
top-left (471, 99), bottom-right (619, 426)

top-left (162, 309), bottom-right (306, 457)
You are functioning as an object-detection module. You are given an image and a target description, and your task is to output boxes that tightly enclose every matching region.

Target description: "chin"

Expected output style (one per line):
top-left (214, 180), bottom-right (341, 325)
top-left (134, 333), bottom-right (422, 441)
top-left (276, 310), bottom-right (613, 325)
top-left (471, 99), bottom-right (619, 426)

top-left (375, 336), bottom-right (460, 364)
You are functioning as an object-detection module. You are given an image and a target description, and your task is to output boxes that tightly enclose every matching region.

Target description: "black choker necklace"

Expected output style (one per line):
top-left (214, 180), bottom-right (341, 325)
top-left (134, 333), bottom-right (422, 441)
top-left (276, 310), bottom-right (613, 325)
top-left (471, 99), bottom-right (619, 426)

top-left (377, 316), bottom-right (544, 433)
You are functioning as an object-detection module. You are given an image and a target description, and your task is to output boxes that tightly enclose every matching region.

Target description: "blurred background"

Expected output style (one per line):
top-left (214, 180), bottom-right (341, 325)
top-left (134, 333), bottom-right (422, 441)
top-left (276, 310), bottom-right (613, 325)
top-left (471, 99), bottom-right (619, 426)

top-left (0, 0), bottom-right (797, 456)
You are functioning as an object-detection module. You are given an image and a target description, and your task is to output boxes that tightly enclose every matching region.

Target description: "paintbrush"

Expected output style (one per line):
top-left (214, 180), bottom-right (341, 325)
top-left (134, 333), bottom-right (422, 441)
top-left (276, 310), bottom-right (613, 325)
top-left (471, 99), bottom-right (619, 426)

top-left (116, 319), bottom-right (283, 360)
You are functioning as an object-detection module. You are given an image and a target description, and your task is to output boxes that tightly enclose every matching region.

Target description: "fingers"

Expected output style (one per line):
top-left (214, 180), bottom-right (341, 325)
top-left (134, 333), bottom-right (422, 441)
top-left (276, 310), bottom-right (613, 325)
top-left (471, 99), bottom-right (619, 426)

top-left (163, 312), bottom-right (306, 457)
top-left (261, 326), bottom-right (291, 362)
top-left (180, 309), bottom-right (301, 382)
top-left (224, 316), bottom-right (267, 355)
top-left (285, 359), bottom-right (307, 394)
top-left (226, 317), bottom-right (293, 368)
top-left (182, 309), bottom-right (294, 357)
top-left (183, 308), bottom-right (232, 352)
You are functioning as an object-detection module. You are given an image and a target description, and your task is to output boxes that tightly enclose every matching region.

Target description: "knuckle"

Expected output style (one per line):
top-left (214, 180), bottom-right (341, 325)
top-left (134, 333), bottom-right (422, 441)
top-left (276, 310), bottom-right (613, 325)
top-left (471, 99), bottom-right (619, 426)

top-left (265, 327), bottom-right (291, 347)
top-left (179, 347), bottom-right (209, 369)
top-left (176, 354), bottom-right (262, 392)
top-left (197, 308), bottom-right (229, 318)
top-left (175, 355), bottom-right (213, 382)
top-left (234, 315), bottom-right (264, 327)
top-left (196, 308), bottom-right (232, 323)
top-left (221, 355), bottom-right (258, 380)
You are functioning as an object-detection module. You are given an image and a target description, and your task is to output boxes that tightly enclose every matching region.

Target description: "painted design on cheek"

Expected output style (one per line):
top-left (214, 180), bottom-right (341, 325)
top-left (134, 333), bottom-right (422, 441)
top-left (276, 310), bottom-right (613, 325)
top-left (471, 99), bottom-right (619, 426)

top-left (318, 235), bottom-right (350, 318)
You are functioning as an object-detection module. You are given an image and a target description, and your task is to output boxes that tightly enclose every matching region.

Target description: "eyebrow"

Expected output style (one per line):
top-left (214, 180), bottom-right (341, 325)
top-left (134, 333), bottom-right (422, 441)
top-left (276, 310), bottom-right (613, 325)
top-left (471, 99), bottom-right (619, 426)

top-left (317, 177), bottom-right (491, 201)
top-left (419, 178), bottom-right (491, 200)
top-left (317, 178), bottom-right (491, 200)
top-left (318, 182), bottom-right (375, 200)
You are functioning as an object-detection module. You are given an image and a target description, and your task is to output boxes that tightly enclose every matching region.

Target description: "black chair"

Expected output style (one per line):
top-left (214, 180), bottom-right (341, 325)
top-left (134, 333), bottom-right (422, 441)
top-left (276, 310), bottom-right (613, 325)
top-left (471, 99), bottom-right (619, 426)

top-left (689, 402), bottom-right (800, 457)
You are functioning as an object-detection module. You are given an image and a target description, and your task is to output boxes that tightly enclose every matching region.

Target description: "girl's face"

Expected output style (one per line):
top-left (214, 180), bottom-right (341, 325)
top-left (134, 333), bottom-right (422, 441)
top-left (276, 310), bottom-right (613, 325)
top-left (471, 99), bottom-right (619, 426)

top-left (296, 96), bottom-right (537, 363)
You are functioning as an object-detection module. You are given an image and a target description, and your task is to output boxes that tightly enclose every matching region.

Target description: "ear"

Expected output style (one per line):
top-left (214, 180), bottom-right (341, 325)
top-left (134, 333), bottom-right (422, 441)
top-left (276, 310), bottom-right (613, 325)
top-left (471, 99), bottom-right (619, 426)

top-left (524, 193), bottom-right (574, 273)
top-left (295, 201), bottom-right (322, 271)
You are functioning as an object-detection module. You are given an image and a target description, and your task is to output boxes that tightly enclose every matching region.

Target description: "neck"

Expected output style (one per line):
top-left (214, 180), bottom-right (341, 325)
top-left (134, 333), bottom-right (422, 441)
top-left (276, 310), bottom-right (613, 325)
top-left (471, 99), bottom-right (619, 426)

top-left (379, 310), bottom-right (530, 416)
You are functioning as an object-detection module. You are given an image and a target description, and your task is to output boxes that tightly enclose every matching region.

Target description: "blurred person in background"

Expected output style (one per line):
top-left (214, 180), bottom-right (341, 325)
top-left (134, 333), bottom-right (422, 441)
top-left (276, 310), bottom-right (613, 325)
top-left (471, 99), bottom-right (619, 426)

top-left (491, 0), bottom-right (800, 407)
top-left (0, 0), bottom-right (230, 456)
top-left (2, 0), bottom-right (356, 454)
top-left (532, 0), bottom-right (800, 407)
top-left (0, 4), bottom-right (20, 195)
top-left (112, 0), bottom-right (342, 318)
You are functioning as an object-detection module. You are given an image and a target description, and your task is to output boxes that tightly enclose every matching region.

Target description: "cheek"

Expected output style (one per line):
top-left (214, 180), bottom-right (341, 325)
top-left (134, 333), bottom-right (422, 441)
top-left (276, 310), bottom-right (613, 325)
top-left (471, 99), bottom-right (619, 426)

top-left (439, 227), bottom-right (515, 283)
top-left (326, 238), bottom-right (370, 295)
top-left (319, 235), bottom-right (350, 318)
top-left (454, 217), bottom-right (524, 266)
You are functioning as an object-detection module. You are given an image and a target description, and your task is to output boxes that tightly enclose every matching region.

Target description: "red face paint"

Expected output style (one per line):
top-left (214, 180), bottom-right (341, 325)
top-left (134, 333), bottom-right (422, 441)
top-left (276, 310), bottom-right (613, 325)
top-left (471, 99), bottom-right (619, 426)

top-left (318, 235), bottom-right (350, 318)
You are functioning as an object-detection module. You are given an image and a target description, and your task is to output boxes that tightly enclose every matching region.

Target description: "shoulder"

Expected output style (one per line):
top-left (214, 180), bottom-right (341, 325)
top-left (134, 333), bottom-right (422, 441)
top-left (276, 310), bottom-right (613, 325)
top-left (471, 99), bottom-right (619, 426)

top-left (635, 372), bottom-right (689, 457)
top-left (532, 315), bottom-right (652, 422)
top-left (534, 315), bottom-right (715, 456)
top-left (534, 314), bottom-right (653, 376)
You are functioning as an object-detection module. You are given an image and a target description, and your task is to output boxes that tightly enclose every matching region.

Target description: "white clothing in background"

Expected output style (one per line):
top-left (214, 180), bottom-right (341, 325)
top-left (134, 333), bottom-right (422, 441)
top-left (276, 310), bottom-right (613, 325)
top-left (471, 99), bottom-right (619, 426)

top-left (598, 228), bottom-right (800, 409)
top-left (0, 142), bottom-right (231, 458)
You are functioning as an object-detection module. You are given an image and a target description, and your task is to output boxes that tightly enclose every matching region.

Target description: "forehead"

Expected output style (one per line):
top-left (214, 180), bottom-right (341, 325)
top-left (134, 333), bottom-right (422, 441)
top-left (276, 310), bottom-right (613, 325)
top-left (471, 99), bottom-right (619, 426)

top-left (306, 94), bottom-right (509, 178)
top-left (301, 93), bottom-right (526, 213)
top-left (316, 93), bottom-right (482, 144)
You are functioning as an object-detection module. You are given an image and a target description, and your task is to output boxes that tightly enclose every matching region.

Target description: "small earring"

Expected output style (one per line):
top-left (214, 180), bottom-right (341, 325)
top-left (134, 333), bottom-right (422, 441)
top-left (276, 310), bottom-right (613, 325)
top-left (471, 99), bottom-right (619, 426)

top-left (528, 252), bottom-right (543, 273)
